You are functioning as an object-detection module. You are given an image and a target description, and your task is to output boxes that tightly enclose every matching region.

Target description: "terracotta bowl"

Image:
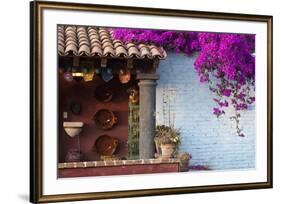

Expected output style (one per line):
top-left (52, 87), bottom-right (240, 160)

top-left (94, 84), bottom-right (113, 102)
top-left (94, 135), bottom-right (118, 156)
top-left (93, 109), bottom-right (117, 130)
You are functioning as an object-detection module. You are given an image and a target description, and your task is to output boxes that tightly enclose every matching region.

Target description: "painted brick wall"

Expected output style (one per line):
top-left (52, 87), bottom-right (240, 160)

top-left (156, 52), bottom-right (255, 170)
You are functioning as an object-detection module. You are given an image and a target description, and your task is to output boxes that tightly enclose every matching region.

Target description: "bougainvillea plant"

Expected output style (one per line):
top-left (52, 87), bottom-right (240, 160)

top-left (112, 29), bottom-right (255, 137)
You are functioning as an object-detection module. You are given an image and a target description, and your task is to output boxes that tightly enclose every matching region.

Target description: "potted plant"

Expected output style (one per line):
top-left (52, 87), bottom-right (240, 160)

top-left (155, 125), bottom-right (181, 158)
top-left (175, 152), bottom-right (192, 171)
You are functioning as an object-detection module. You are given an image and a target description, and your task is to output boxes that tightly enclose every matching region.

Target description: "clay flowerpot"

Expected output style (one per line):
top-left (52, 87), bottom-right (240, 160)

top-left (160, 144), bottom-right (175, 159)
top-left (176, 152), bottom-right (192, 172)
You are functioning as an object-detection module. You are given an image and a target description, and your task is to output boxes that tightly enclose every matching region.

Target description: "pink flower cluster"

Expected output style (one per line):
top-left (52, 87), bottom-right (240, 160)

top-left (112, 29), bottom-right (200, 55)
top-left (194, 33), bottom-right (255, 122)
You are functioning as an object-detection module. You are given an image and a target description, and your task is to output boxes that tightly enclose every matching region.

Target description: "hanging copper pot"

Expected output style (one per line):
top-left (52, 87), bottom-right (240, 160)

top-left (118, 69), bottom-right (131, 84)
top-left (94, 135), bottom-right (118, 156)
top-left (94, 84), bottom-right (114, 102)
top-left (83, 72), bottom-right (95, 82)
top-left (92, 109), bottom-right (117, 130)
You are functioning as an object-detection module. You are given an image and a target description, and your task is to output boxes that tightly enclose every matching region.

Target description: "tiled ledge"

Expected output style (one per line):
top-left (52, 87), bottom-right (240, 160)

top-left (58, 158), bottom-right (181, 169)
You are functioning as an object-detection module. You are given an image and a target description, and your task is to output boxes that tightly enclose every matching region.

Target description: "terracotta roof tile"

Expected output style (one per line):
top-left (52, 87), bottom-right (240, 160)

top-left (58, 25), bottom-right (167, 59)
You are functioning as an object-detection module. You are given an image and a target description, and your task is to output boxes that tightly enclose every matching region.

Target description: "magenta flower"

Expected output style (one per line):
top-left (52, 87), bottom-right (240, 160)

top-left (222, 89), bottom-right (231, 97)
top-left (213, 108), bottom-right (221, 116)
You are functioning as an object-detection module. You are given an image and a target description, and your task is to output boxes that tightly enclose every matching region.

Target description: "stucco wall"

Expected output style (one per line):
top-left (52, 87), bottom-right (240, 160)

top-left (59, 75), bottom-right (129, 162)
top-left (156, 52), bottom-right (256, 170)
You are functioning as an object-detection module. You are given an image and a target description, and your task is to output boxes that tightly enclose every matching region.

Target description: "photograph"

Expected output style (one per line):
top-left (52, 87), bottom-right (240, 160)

top-left (1, 0), bottom-right (280, 203)
top-left (29, 1), bottom-right (273, 202)
top-left (57, 25), bottom-right (256, 178)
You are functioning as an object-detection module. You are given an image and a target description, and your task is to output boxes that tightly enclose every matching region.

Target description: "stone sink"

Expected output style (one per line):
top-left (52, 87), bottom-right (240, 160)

top-left (63, 122), bottom-right (84, 138)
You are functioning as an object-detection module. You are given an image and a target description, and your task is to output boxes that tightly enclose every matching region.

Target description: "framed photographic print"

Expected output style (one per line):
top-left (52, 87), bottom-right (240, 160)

top-left (30, 1), bottom-right (273, 203)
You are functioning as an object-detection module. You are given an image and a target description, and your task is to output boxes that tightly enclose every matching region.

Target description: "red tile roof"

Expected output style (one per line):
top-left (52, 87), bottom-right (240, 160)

top-left (58, 25), bottom-right (167, 60)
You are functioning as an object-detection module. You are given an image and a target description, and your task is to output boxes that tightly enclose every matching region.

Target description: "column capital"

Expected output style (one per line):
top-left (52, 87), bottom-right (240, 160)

top-left (137, 73), bottom-right (160, 81)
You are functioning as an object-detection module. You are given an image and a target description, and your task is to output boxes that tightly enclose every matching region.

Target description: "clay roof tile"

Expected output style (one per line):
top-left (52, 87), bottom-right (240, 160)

top-left (58, 25), bottom-right (167, 59)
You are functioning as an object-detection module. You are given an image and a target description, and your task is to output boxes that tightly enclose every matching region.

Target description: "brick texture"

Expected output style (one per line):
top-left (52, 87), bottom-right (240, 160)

top-left (59, 162), bottom-right (180, 178)
top-left (156, 52), bottom-right (255, 170)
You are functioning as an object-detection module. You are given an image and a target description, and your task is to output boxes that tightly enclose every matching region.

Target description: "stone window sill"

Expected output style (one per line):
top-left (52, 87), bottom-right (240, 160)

top-left (58, 158), bottom-right (181, 169)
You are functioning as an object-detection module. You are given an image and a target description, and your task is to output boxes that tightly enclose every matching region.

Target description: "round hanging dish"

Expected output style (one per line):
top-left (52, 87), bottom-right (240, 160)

top-left (94, 84), bottom-right (114, 102)
top-left (94, 135), bottom-right (118, 156)
top-left (93, 109), bottom-right (117, 130)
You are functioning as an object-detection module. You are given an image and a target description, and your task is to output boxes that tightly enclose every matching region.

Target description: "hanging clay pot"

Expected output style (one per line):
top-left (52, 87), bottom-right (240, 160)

top-left (83, 72), bottom-right (95, 82)
top-left (94, 84), bottom-right (114, 102)
top-left (101, 68), bottom-right (113, 82)
top-left (119, 69), bottom-right (131, 84)
top-left (63, 71), bottom-right (73, 82)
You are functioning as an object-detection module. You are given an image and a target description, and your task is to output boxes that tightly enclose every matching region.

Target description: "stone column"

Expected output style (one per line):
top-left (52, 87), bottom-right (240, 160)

top-left (137, 73), bottom-right (160, 159)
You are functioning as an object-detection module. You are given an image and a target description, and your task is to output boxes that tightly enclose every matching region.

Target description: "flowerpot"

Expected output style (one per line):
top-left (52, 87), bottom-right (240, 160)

top-left (160, 144), bottom-right (175, 159)
top-left (179, 161), bottom-right (190, 172)
top-left (176, 152), bottom-right (191, 172)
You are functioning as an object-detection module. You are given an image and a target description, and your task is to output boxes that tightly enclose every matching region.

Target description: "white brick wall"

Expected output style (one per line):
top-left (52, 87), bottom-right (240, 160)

top-left (156, 52), bottom-right (255, 170)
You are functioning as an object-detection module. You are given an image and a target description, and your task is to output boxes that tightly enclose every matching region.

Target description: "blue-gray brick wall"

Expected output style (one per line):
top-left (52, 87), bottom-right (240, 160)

top-left (156, 52), bottom-right (255, 170)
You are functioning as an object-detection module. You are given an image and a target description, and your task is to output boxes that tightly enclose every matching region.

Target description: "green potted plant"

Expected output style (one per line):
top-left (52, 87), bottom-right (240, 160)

top-left (175, 152), bottom-right (192, 171)
top-left (155, 125), bottom-right (181, 159)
